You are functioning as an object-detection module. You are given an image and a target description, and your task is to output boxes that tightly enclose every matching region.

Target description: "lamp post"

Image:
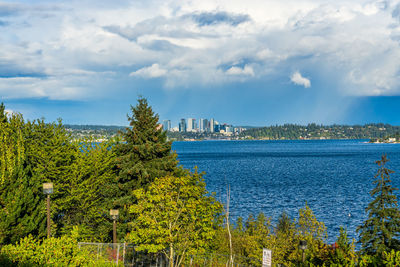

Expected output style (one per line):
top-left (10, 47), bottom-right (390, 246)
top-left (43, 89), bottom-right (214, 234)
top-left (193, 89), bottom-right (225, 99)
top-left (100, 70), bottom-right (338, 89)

top-left (43, 183), bottom-right (53, 238)
top-left (110, 209), bottom-right (119, 244)
top-left (299, 240), bottom-right (307, 263)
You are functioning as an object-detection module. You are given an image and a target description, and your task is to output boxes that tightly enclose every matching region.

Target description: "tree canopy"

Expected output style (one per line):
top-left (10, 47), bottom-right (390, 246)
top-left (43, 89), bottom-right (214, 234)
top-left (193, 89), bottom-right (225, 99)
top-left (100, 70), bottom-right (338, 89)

top-left (127, 172), bottom-right (222, 267)
top-left (357, 155), bottom-right (400, 257)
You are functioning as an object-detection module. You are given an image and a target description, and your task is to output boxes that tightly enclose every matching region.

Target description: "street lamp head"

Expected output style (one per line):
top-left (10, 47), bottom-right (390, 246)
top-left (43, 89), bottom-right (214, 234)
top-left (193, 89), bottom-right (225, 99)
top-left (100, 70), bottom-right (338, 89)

top-left (110, 209), bottom-right (119, 220)
top-left (43, 183), bottom-right (54, 195)
top-left (299, 240), bottom-right (307, 250)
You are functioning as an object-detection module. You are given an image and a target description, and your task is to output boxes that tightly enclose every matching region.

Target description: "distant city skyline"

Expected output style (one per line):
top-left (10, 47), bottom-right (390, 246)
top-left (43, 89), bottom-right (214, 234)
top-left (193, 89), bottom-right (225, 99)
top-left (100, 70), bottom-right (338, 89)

top-left (1, 1), bottom-right (400, 126)
top-left (163, 117), bottom-right (243, 135)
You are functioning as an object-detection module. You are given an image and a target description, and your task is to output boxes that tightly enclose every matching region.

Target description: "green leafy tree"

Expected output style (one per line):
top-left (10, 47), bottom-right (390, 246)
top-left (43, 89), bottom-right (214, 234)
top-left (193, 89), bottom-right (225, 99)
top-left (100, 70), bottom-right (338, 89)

top-left (326, 227), bottom-right (355, 266)
top-left (113, 97), bottom-right (183, 238)
top-left (127, 172), bottom-right (222, 267)
top-left (296, 204), bottom-right (328, 265)
top-left (357, 155), bottom-right (400, 257)
top-left (269, 212), bottom-right (298, 266)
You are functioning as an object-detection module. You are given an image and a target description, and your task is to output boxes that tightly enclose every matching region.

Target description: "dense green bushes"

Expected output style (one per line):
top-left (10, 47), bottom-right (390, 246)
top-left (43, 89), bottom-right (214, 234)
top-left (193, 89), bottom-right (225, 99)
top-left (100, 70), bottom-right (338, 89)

top-left (0, 227), bottom-right (116, 266)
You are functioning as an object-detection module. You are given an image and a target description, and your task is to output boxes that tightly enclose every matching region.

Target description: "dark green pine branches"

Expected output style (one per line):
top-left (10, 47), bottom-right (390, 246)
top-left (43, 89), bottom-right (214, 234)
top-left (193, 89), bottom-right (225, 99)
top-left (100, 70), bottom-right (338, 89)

top-left (357, 154), bottom-right (400, 257)
top-left (115, 97), bottom-right (181, 192)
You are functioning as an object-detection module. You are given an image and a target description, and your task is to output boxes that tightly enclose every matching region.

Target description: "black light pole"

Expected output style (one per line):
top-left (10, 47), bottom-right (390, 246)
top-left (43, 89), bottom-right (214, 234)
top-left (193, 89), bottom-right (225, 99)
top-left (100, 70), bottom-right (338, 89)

top-left (43, 183), bottom-right (53, 238)
top-left (110, 209), bottom-right (119, 244)
top-left (299, 240), bottom-right (307, 263)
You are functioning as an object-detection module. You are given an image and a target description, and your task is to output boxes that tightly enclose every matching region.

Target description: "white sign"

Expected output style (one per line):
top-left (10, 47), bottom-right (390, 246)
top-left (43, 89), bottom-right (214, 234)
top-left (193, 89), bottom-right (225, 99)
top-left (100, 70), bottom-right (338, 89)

top-left (262, 248), bottom-right (272, 267)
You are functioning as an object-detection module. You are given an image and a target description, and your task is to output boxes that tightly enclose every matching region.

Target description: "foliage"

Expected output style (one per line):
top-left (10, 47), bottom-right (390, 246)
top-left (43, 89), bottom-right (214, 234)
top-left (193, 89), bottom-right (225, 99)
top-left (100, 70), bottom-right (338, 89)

top-left (22, 119), bottom-right (79, 238)
top-left (0, 227), bottom-right (116, 266)
top-left (325, 227), bottom-right (356, 266)
top-left (113, 97), bottom-right (184, 239)
top-left (0, 104), bottom-right (117, 244)
top-left (240, 123), bottom-right (400, 140)
top-left (127, 172), bottom-right (223, 267)
top-left (296, 204), bottom-right (329, 265)
top-left (57, 139), bottom-right (118, 241)
top-left (357, 155), bottom-right (400, 258)
top-left (0, 109), bottom-right (46, 245)
top-left (382, 250), bottom-right (400, 266)
top-left (214, 204), bottom-right (329, 267)
top-left (268, 212), bottom-right (298, 266)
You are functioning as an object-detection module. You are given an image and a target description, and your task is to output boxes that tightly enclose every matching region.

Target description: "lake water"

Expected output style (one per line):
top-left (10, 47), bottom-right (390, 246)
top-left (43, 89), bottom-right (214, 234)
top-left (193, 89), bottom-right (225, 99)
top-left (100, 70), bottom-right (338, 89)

top-left (172, 139), bottom-right (400, 244)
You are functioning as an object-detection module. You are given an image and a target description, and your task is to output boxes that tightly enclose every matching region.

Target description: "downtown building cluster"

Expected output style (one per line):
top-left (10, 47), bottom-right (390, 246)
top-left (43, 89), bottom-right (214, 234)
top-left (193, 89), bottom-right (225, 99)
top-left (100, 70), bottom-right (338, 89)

top-left (162, 118), bottom-right (245, 135)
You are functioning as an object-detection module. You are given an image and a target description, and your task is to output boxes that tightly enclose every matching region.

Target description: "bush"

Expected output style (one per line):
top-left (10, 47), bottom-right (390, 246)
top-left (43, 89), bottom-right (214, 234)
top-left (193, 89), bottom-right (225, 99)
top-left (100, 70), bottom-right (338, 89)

top-left (0, 227), bottom-right (116, 266)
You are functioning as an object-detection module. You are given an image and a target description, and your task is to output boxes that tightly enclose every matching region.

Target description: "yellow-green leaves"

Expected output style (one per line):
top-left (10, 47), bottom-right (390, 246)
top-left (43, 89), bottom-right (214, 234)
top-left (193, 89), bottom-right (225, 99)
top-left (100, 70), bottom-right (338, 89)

top-left (0, 112), bottom-right (24, 184)
top-left (127, 173), bottom-right (222, 266)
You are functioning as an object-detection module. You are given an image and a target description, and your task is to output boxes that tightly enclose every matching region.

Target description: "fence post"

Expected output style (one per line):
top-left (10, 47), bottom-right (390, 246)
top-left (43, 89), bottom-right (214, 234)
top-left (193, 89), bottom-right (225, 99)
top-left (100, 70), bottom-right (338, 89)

top-left (116, 244), bottom-right (120, 265)
top-left (123, 243), bottom-right (126, 265)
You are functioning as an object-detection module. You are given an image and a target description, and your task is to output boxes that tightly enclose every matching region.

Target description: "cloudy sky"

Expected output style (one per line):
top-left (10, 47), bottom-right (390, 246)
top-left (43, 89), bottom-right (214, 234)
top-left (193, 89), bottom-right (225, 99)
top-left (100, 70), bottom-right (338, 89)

top-left (1, 0), bottom-right (400, 126)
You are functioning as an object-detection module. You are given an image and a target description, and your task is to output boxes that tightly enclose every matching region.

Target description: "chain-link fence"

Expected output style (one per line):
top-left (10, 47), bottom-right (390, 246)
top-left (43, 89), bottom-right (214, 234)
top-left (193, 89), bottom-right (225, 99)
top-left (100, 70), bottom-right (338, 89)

top-left (78, 242), bottom-right (261, 266)
top-left (78, 242), bottom-right (166, 266)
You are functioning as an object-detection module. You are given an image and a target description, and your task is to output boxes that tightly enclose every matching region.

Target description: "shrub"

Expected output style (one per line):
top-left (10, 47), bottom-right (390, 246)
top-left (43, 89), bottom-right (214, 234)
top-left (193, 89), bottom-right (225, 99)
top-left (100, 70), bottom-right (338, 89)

top-left (0, 227), bottom-right (116, 266)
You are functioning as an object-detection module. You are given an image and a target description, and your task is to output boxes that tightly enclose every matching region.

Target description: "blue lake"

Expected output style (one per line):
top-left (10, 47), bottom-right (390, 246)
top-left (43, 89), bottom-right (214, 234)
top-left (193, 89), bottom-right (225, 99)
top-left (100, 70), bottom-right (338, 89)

top-left (172, 139), bottom-right (400, 244)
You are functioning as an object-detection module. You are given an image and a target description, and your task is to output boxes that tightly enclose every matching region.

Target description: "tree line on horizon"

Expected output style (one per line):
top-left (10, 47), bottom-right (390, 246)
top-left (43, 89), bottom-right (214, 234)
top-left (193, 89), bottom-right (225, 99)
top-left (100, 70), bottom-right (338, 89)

top-left (64, 122), bottom-right (400, 141)
top-left (0, 99), bottom-right (400, 266)
top-left (240, 123), bottom-right (400, 140)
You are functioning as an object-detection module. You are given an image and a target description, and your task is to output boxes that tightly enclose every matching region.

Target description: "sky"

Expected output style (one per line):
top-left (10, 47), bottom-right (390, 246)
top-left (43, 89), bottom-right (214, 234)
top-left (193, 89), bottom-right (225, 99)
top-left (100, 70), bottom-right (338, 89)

top-left (1, 0), bottom-right (400, 127)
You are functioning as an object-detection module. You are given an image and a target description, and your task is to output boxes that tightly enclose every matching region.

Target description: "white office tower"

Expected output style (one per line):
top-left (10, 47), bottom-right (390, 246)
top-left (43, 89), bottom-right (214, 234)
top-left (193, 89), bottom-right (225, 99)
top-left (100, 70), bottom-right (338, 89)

top-left (162, 120), bottom-right (171, 131)
top-left (226, 126), bottom-right (234, 133)
top-left (179, 119), bottom-right (186, 132)
top-left (187, 118), bottom-right (196, 132)
top-left (199, 118), bottom-right (208, 132)
top-left (210, 118), bottom-right (215, 133)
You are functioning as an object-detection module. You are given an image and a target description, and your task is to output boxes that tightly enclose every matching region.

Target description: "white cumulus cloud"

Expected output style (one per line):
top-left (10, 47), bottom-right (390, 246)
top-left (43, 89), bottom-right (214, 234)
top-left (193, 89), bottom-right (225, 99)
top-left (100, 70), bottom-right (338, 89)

top-left (2, 0), bottom-right (400, 98)
top-left (129, 64), bottom-right (167, 78)
top-left (290, 71), bottom-right (311, 88)
top-left (226, 65), bottom-right (254, 76)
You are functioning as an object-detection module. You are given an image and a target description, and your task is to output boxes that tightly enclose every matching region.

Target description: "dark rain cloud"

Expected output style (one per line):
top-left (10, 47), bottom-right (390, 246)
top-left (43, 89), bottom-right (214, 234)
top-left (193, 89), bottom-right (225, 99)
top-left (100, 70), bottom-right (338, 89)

top-left (189, 11), bottom-right (250, 26)
top-left (0, 63), bottom-right (47, 78)
top-left (104, 16), bottom-right (199, 42)
top-left (0, 3), bottom-right (23, 17)
top-left (103, 11), bottom-right (249, 43)
top-left (392, 3), bottom-right (400, 21)
top-left (141, 39), bottom-right (182, 51)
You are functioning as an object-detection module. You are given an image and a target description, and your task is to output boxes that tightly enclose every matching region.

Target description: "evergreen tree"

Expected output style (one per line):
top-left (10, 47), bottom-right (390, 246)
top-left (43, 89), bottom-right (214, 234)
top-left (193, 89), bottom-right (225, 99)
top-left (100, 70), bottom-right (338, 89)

top-left (113, 97), bottom-right (183, 239)
top-left (357, 155), bottom-right (400, 257)
top-left (23, 119), bottom-right (78, 237)
top-left (58, 140), bottom-right (117, 241)
top-left (0, 110), bottom-right (46, 244)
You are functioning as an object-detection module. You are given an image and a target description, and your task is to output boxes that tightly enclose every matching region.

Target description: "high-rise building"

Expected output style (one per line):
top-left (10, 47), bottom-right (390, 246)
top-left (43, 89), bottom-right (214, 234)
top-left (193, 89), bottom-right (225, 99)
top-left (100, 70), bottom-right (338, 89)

top-left (187, 118), bottom-right (196, 132)
top-left (199, 118), bottom-right (208, 132)
top-left (210, 118), bottom-right (215, 133)
top-left (226, 125), bottom-right (234, 133)
top-left (179, 118), bottom-right (186, 132)
top-left (162, 120), bottom-right (171, 131)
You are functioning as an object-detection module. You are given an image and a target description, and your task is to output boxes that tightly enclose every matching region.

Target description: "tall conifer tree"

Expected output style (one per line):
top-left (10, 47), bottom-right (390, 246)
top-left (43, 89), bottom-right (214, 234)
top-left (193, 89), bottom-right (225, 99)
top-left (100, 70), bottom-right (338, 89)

top-left (357, 155), bottom-right (400, 257)
top-left (0, 107), bottom-right (47, 244)
top-left (113, 97), bottom-right (182, 238)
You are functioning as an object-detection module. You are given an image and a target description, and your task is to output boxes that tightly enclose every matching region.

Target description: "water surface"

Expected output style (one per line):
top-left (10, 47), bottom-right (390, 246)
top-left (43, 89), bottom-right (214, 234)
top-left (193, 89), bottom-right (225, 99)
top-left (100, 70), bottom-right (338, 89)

top-left (172, 140), bottom-right (400, 243)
